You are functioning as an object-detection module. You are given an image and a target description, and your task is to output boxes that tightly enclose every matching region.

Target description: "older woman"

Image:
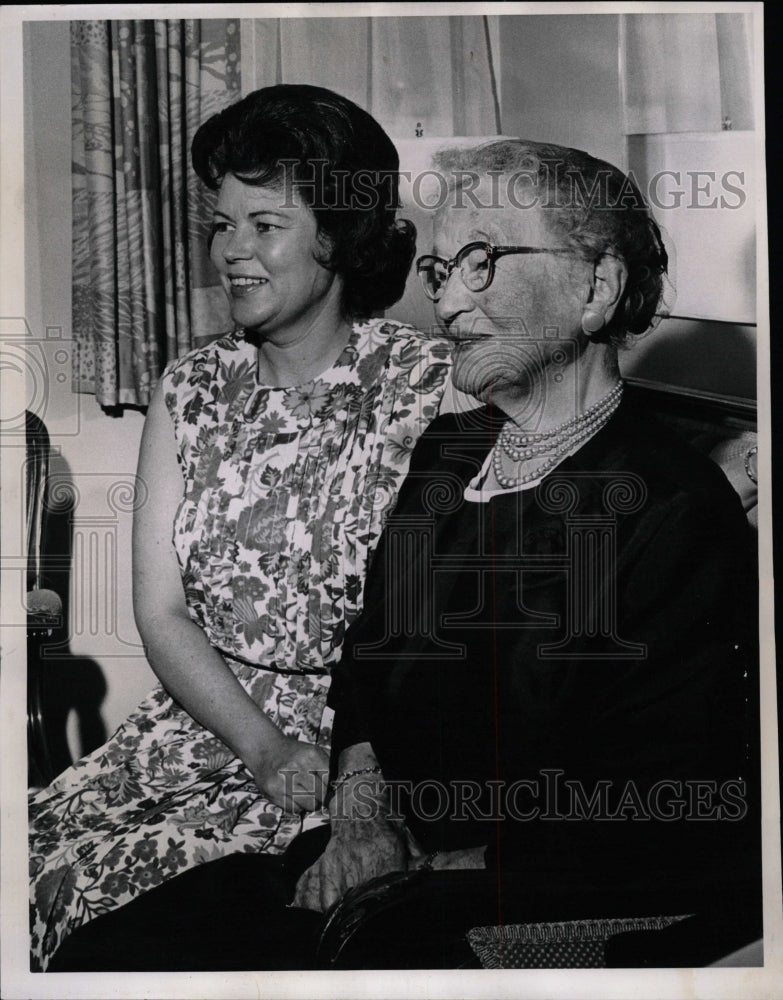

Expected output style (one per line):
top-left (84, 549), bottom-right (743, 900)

top-left (49, 140), bottom-right (759, 971)
top-left (292, 139), bottom-right (759, 954)
top-left (28, 84), bottom-right (450, 969)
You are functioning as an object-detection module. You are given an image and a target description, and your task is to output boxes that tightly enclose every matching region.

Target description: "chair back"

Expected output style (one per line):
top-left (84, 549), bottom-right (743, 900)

top-left (25, 409), bottom-right (50, 591)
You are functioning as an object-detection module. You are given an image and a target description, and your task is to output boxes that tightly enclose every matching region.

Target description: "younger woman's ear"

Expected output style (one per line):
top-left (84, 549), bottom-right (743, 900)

top-left (581, 254), bottom-right (628, 335)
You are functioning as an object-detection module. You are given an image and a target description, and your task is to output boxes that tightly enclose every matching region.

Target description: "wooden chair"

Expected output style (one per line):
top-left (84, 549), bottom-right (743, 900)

top-left (26, 410), bottom-right (64, 788)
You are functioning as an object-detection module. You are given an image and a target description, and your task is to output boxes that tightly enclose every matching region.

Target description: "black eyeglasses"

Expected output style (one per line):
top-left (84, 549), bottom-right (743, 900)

top-left (416, 241), bottom-right (578, 301)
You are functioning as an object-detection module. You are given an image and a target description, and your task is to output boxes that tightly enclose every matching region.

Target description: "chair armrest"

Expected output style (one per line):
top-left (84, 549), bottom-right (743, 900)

top-left (317, 870), bottom-right (427, 967)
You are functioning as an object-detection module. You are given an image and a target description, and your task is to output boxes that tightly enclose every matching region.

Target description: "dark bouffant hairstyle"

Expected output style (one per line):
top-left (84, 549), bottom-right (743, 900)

top-left (434, 140), bottom-right (670, 345)
top-left (192, 84), bottom-right (416, 319)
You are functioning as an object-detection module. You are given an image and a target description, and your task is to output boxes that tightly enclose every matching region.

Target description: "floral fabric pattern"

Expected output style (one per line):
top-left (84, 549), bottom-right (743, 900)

top-left (29, 318), bottom-right (451, 969)
top-left (71, 19), bottom-right (240, 407)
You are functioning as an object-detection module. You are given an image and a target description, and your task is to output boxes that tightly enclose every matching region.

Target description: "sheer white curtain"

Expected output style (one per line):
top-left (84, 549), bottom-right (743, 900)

top-left (622, 11), bottom-right (755, 134)
top-left (620, 11), bottom-right (757, 324)
top-left (240, 15), bottom-right (501, 139)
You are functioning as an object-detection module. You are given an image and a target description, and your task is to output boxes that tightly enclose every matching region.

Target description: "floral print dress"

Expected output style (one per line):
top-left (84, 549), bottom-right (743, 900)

top-left (29, 318), bottom-right (451, 969)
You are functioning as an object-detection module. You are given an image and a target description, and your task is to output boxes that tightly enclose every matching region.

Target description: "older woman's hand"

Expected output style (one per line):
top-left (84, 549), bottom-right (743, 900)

top-left (249, 734), bottom-right (329, 815)
top-left (293, 773), bottom-right (408, 911)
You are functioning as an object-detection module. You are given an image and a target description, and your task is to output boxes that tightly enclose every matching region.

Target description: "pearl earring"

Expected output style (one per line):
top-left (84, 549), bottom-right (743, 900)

top-left (582, 309), bottom-right (605, 334)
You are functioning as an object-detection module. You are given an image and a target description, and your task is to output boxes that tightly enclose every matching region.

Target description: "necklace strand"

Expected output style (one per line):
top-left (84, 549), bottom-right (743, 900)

top-left (491, 381), bottom-right (623, 489)
top-left (498, 381), bottom-right (623, 454)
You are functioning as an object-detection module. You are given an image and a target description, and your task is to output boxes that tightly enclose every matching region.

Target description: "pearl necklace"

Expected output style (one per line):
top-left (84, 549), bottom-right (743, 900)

top-left (491, 381), bottom-right (624, 489)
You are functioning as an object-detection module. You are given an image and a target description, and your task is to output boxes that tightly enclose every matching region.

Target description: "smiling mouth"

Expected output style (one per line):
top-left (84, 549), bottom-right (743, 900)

top-left (228, 276), bottom-right (268, 292)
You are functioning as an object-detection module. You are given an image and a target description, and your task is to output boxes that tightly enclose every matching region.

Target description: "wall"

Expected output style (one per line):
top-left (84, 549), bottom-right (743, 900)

top-left (24, 21), bottom-right (156, 760)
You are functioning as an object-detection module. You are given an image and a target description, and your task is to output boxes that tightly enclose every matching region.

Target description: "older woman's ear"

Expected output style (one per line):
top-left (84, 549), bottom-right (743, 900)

top-left (581, 254), bottom-right (628, 335)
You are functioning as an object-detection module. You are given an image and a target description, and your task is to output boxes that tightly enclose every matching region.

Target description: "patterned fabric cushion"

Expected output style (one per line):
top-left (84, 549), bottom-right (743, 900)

top-left (467, 914), bottom-right (691, 969)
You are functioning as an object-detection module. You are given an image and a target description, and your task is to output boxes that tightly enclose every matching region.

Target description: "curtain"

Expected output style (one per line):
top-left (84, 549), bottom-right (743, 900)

top-left (621, 11), bottom-right (757, 324)
top-left (71, 20), bottom-right (240, 408)
top-left (622, 12), bottom-right (755, 134)
top-left (240, 16), bottom-right (501, 139)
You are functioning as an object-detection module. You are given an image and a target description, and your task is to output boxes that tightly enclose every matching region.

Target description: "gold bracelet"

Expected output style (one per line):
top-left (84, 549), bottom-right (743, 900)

top-left (329, 766), bottom-right (383, 794)
top-left (417, 850), bottom-right (440, 871)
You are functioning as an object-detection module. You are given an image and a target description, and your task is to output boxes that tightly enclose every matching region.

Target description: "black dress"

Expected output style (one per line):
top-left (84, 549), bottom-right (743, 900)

top-left (330, 398), bottom-right (761, 917)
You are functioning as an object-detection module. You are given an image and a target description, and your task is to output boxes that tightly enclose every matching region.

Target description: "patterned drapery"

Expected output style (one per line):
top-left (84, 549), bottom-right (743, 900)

top-left (71, 20), bottom-right (240, 408)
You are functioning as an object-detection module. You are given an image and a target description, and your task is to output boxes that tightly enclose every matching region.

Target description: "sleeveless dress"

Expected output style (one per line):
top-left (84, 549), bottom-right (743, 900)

top-left (28, 318), bottom-right (451, 969)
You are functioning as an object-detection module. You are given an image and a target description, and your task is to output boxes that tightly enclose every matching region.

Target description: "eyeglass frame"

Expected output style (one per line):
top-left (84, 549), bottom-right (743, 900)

top-left (416, 241), bottom-right (581, 301)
